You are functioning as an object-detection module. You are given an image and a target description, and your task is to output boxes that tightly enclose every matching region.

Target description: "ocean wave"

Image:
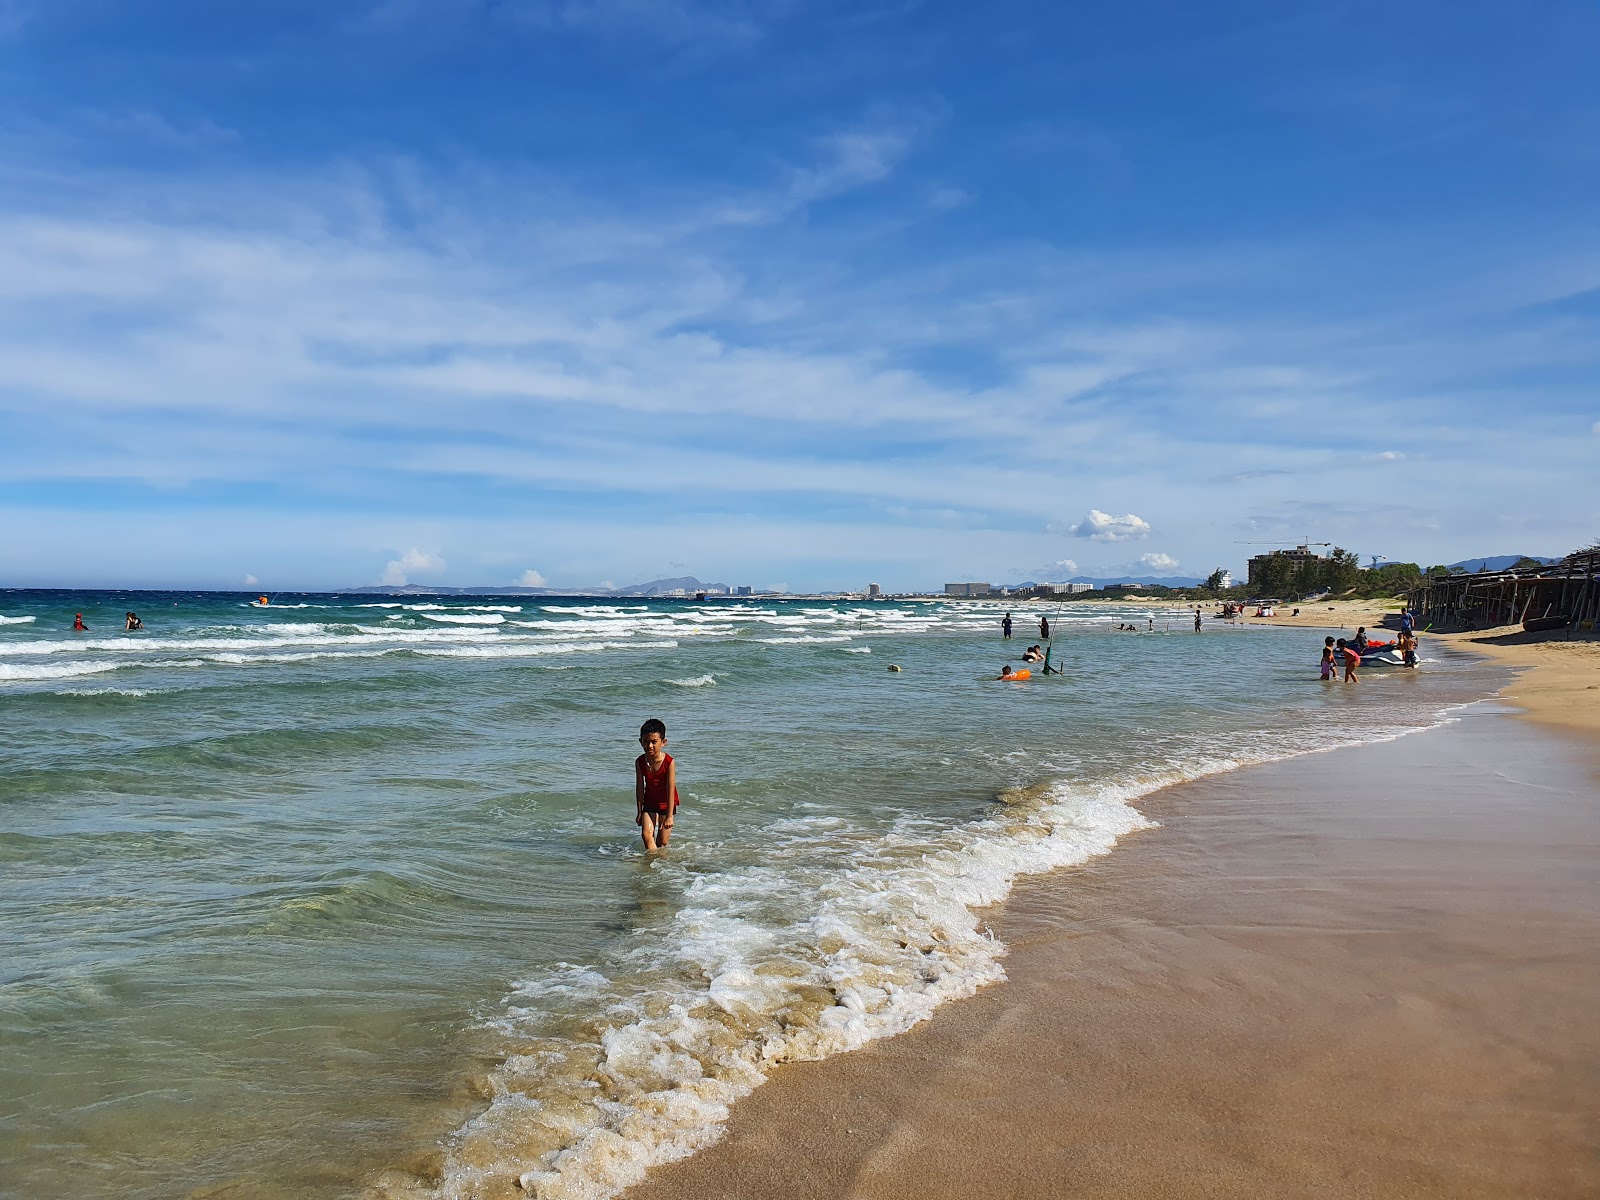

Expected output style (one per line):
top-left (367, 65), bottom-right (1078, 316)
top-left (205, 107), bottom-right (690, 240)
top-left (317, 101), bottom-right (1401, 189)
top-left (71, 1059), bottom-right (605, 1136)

top-left (841, 646), bottom-right (872, 654)
top-left (419, 613), bottom-right (507, 625)
top-left (0, 660), bottom-right (125, 681)
top-left (665, 674), bottom-right (716, 688)
top-left (438, 703), bottom-right (1478, 1200)
top-left (756, 634), bottom-right (854, 644)
top-left (0, 614), bottom-right (37, 624)
top-left (439, 771), bottom-right (1161, 1200)
top-left (51, 686), bottom-right (155, 697)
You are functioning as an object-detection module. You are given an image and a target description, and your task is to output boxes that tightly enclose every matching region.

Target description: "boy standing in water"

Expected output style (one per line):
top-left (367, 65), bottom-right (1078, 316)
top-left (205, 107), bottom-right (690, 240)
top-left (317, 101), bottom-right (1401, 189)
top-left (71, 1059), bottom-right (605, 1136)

top-left (635, 718), bottom-right (679, 851)
top-left (1320, 636), bottom-right (1336, 681)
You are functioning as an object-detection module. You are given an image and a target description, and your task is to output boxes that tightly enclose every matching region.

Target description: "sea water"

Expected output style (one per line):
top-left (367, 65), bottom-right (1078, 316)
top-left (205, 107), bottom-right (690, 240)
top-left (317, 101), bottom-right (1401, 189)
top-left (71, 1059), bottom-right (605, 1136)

top-left (0, 592), bottom-right (1502, 1199)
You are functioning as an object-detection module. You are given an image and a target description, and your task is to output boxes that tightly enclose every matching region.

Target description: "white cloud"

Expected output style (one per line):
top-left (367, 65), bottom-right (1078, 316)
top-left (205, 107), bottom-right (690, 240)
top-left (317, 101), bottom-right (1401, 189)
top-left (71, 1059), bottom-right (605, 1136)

top-left (243, 573), bottom-right (258, 586)
top-left (1068, 510), bottom-right (1152, 542)
top-left (1592, 419), bottom-right (1600, 435)
top-left (381, 547), bottom-right (445, 585)
top-left (1377, 450), bottom-right (1406, 461)
top-left (516, 568), bottom-right (547, 587)
top-left (1136, 552), bottom-right (1180, 572)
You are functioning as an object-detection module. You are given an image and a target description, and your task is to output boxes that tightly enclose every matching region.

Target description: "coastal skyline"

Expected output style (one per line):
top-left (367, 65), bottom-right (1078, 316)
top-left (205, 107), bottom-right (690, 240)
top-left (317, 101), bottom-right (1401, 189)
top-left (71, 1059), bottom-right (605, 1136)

top-left (2, 2), bottom-right (1597, 592)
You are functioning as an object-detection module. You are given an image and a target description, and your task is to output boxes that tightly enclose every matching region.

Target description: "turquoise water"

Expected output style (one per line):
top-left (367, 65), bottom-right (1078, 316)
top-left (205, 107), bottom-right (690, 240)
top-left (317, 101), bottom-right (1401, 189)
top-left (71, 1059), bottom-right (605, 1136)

top-left (0, 591), bottom-right (1497, 1199)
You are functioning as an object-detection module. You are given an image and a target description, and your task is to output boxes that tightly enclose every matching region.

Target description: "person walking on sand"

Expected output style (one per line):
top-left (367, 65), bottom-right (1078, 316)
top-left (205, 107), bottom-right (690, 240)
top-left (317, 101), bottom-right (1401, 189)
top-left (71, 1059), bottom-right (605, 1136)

top-left (635, 718), bottom-right (680, 851)
top-left (1338, 637), bottom-right (1360, 683)
top-left (1039, 615), bottom-right (1050, 640)
top-left (1002, 612), bottom-right (1013, 640)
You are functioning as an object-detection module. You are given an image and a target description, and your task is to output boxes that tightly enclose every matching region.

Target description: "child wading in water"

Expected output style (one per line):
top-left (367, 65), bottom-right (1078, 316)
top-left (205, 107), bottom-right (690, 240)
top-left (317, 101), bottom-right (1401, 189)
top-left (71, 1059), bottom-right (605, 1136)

top-left (635, 718), bottom-right (679, 851)
top-left (1320, 636), bottom-right (1336, 681)
top-left (1337, 637), bottom-right (1360, 683)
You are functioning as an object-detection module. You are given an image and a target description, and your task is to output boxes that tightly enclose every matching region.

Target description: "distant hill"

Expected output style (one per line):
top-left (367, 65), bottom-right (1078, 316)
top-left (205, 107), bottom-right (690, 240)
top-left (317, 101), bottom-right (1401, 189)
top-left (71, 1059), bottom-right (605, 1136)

top-left (1011, 575), bottom-right (1205, 589)
top-left (342, 576), bottom-right (730, 597)
top-left (612, 576), bottom-right (730, 597)
top-left (1071, 574), bottom-right (1205, 588)
top-left (1444, 554), bottom-right (1560, 573)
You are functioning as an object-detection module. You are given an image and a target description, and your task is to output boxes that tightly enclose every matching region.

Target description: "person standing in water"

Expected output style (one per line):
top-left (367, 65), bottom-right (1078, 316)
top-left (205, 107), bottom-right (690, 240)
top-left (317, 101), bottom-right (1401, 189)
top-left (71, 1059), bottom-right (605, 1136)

top-left (1002, 612), bottom-right (1013, 640)
top-left (1320, 636), bottom-right (1336, 681)
top-left (1194, 607), bottom-right (1202, 633)
top-left (1338, 637), bottom-right (1360, 683)
top-left (72, 613), bottom-right (88, 631)
top-left (634, 718), bottom-right (680, 851)
top-left (1039, 614), bottom-right (1050, 640)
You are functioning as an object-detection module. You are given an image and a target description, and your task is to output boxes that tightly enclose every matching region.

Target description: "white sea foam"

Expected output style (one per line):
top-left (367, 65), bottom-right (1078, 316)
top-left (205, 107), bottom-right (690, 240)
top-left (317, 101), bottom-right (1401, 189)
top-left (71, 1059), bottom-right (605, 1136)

top-left (436, 699), bottom-right (1477, 1200)
top-left (842, 646), bottom-right (872, 654)
top-left (438, 772), bottom-right (1162, 1200)
top-left (0, 660), bottom-right (125, 681)
top-left (52, 686), bottom-right (155, 697)
top-left (419, 613), bottom-right (507, 625)
top-left (0, 614), bottom-right (37, 624)
top-left (665, 674), bottom-right (716, 688)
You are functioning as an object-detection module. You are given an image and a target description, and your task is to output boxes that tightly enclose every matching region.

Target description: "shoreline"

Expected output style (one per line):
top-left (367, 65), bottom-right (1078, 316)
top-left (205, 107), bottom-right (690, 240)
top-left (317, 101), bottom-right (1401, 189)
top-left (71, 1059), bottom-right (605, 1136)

top-left (1244, 598), bottom-right (1600, 737)
top-left (622, 681), bottom-right (1600, 1199)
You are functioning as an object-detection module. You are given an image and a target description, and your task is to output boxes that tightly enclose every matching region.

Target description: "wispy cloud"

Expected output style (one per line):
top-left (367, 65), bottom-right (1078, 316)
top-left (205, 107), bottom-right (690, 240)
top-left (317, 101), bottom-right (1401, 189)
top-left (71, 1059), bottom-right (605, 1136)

top-left (1, 2), bottom-right (1596, 588)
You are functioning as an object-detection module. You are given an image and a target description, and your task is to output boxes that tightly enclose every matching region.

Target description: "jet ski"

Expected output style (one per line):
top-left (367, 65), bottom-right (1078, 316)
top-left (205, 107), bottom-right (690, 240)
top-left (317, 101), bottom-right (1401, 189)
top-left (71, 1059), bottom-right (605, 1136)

top-left (1352, 638), bottom-right (1405, 666)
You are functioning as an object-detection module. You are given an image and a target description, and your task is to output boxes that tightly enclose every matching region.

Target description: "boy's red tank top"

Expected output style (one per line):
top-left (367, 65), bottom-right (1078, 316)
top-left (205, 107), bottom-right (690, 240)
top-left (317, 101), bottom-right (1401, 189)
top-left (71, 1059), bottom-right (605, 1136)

top-left (638, 753), bottom-right (679, 812)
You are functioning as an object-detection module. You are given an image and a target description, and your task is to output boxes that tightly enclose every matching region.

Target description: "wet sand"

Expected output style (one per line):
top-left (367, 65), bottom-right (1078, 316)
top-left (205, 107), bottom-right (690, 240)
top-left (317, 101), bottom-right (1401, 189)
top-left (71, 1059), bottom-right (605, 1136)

top-left (625, 708), bottom-right (1600, 1200)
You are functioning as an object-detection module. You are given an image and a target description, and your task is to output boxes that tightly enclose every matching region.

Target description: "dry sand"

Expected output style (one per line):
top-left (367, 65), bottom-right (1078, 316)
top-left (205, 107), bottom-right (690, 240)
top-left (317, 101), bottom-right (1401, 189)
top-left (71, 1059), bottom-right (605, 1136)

top-left (1238, 597), bottom-right (1402, 630)
top-left (625, 701), bottom-right (1600, 1200)
top-left (1431, 629), bottom-right (1600, 737)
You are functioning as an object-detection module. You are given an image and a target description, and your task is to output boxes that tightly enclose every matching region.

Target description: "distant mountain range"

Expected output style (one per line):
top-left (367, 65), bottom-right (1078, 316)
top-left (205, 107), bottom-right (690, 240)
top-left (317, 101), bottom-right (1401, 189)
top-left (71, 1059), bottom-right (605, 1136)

top-left (343, 575), bottom-right (732, 597)
top-left (341, 557), bottom-right (1566, 599)
top-left (1010, 575), bottom-right (1206, 589)
top-left (1442, 554), bottom-right (1560, 572)
top-left (1070, 574), bottom-right (1206, 588)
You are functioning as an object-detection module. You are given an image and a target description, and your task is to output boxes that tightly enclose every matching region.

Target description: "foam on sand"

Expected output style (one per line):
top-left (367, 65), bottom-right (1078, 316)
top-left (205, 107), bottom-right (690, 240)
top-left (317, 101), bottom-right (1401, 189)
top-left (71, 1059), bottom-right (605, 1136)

top-left (436, 771), bottom-right (1166, 1200)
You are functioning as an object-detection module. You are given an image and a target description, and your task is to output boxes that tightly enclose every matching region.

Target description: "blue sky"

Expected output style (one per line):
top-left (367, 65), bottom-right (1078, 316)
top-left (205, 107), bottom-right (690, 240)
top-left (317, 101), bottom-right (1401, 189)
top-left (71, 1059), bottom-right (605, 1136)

top-left (1, 1), bottom-right (1596, 591)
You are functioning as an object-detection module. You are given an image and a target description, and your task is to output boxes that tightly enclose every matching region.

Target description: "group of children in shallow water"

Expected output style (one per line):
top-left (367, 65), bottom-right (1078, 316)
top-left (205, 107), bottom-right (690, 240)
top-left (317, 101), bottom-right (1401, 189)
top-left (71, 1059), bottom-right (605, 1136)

top-left (69, 612), bottom-right (143, 631)
top-left (1319, 614), bottom-right (1421, 682)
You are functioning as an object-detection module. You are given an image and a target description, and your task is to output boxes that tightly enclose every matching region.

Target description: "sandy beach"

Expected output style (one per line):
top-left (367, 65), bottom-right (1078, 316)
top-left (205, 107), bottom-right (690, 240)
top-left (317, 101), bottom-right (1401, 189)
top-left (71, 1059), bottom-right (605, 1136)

top-left (625, 658), bottom-right (1600, 1199)
top-left (1431, 630), bottom-right (1600, 736)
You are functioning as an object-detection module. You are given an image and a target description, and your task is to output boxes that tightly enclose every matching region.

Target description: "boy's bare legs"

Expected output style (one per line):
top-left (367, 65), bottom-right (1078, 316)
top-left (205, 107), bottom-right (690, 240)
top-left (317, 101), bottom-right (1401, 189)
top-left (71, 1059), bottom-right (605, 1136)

top-left (640, 812), bottom-right (673, 851)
